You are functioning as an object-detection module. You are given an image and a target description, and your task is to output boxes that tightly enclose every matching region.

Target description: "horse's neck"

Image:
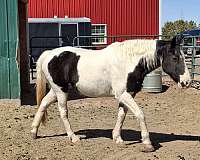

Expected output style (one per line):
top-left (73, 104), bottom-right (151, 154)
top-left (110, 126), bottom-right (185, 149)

top-left (125, 52), bottom-right (161, 94)
top-left (137, 53), bottom-right (161, 76)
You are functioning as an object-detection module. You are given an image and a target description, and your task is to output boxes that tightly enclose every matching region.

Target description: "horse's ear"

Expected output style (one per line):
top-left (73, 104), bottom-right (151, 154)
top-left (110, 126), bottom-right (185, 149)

top-left (171, 34), bottom-right (184, 48)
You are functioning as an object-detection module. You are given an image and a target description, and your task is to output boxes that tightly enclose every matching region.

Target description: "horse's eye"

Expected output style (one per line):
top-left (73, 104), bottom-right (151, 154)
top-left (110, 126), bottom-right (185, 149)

top-left (172, 56), bottom-right (178, 61)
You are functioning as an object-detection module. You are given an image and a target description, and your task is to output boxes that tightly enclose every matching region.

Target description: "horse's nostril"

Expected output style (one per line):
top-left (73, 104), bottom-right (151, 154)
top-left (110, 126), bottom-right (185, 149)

top-left (186, 80), bottom-right (192, 87)
top-left (180, 82), bottom-right (185, 87)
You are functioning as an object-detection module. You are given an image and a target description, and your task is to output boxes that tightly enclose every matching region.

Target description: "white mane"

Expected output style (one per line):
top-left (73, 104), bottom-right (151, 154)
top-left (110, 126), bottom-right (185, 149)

top-left (106, 39), bottom-right (157, 57)
top-left (105, 39), bottom-right (158, 70)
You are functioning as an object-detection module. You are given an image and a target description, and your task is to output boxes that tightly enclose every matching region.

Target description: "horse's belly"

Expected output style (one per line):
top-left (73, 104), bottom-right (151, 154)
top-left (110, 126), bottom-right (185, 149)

top-left (76, 80), bottom-right (112, 97)
top-left (76, 55), bottom-right (112, 97)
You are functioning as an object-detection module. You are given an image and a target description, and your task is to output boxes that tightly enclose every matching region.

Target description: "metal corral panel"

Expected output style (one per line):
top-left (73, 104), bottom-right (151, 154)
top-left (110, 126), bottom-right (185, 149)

top-left (0, 0), bottom-right (20, 98)
top-left (28, 0), bottom-right (159, 36)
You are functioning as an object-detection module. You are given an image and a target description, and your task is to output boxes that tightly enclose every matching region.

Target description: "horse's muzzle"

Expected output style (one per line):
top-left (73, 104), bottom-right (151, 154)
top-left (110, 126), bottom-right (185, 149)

top-left (178, 80), bottom-right (191, 88)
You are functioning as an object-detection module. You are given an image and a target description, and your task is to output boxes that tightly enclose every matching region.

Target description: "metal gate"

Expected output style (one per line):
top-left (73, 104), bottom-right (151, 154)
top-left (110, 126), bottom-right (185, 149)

top-left (0, 0), bottom-right (20, 98)
top-left (182, 36), bottom-right (200, 89)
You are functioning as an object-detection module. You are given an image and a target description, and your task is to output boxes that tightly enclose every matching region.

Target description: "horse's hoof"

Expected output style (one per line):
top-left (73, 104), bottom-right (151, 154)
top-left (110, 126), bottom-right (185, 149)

top-left (140, 144), bottom-right (155, 152)
top-left (112, 132), bottom-right (124, 144)
top-left (31, 129), bottom-right (38, 139)
top-left (114, 137), bottom-right (124, 144)
top-left (31, 132), bottom-right (37, 139)
top-left (71, 135), bottom-right (80, 143)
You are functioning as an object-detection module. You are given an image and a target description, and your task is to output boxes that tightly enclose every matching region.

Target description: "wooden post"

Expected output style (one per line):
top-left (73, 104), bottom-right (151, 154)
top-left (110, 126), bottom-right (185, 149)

top-left (18, 0), bottom-right (30, 100)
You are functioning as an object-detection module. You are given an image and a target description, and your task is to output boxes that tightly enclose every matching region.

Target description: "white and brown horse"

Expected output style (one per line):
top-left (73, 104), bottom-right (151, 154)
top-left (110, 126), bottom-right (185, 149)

top-left (31, 35), bottom-right (191, 152)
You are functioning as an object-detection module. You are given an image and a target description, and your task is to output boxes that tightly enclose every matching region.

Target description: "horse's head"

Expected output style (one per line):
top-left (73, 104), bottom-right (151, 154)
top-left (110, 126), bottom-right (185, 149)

top-left (161, 34), bottom-right (191, 88)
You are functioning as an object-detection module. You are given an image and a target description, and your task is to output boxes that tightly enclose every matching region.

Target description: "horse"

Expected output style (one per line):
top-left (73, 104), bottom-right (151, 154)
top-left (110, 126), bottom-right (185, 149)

top-left (31, 35), bottom-right (191, 152)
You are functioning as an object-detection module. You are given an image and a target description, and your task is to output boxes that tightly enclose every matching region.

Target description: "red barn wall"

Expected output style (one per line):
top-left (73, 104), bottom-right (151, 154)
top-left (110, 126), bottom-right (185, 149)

top-left (28, 0), bottom-right (159, 37)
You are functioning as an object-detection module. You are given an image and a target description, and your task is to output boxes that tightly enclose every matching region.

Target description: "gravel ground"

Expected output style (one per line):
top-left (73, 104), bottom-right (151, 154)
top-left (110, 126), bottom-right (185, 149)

top-left (0, 81), bottom-right (200, 160)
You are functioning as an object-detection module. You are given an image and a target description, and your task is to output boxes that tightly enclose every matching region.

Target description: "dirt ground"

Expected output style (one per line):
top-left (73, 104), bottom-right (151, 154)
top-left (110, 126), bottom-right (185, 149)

top-left (0, 81), bottom-right (200, 160)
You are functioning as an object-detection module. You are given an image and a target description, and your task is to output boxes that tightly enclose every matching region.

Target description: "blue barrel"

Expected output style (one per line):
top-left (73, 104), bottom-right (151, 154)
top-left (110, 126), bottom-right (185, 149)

top-left (142, 69), bottom-right (162, 92)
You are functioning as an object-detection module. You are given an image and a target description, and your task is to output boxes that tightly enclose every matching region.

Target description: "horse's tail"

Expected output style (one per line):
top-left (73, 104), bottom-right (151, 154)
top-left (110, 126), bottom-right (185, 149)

top-left (36, 50), bottom-right (49, 124)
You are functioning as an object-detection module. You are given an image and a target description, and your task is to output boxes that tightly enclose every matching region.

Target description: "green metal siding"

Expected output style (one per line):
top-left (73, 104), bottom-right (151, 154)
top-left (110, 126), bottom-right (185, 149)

top-left (0, 58), bottom-right (10, 98)
top-left (0, 0), bottom-right (20, 99)
top-left (0, 0), bottom-right (10, 98)
top-left (9, 58), bottom-right (20, 98)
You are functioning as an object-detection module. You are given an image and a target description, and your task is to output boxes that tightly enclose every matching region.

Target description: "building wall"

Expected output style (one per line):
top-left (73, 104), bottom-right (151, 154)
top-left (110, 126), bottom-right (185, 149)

top-left (0, 0), bottom-right (20, 99)
top-left (28, 0), bottom-right (160, 37)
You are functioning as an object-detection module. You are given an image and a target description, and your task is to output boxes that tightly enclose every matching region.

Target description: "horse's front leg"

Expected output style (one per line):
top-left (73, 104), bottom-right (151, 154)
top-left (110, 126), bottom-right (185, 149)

top-left (118, 91), bottom-right (155, 152)
top-left (112, 103), bottom-right (128, 143)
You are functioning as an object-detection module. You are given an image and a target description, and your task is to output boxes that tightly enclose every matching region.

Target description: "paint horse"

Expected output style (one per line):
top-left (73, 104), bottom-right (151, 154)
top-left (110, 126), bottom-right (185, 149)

top-left (31, 35), bottom-right (191, 152)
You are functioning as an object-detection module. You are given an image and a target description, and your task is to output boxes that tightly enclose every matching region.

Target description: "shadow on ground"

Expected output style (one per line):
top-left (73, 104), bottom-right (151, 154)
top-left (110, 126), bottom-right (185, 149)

top-left (37, 129), bottom-right (200, 151)
top-left (76, 129), bottom-right (200, 143)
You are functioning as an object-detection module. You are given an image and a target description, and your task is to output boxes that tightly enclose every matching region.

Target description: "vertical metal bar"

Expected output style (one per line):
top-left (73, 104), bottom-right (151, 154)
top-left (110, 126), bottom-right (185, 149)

top-left (76, 23), bottom-right (80, 47)
top-left (191, 37), bottom-right (195, 79)
top-left (59, 23), bottom-right (62, 46)
top-left (192, 37), bottom-right (196, 80)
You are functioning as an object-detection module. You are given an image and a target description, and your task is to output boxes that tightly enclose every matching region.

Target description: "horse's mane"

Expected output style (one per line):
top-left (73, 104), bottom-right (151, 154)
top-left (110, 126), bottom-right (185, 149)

top-left (105, 39), bottom-right (159, 70)
top-left (106, 39), bottom-right (157, 57)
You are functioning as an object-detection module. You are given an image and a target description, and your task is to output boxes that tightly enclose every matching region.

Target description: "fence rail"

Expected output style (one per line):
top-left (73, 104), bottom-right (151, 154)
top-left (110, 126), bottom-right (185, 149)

top-left (72, 35), bottom-right (162, 48)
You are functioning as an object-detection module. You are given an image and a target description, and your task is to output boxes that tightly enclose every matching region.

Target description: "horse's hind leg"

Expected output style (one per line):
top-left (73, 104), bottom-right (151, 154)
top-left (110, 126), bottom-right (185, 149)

top-left (112, 103), bottom-right (128, 143)
top-left (31, 89), bottom-right (56, 139)
top-left (56, 90), bottom-right (80, 143)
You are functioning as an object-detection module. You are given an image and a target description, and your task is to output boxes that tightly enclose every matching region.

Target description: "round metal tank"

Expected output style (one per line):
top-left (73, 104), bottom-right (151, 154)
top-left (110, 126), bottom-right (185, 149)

top-left (142, 69), bottom-right (162, 92)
